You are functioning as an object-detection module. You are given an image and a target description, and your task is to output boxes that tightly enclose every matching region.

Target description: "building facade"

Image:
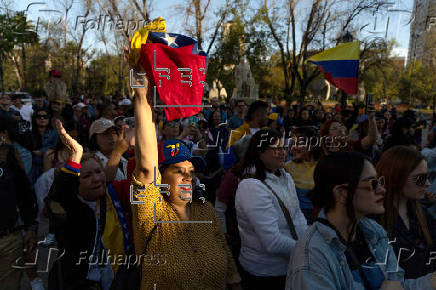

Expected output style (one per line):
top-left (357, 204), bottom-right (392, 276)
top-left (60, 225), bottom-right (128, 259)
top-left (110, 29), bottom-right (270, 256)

top-left (408, 0), bottom-right (436, 66)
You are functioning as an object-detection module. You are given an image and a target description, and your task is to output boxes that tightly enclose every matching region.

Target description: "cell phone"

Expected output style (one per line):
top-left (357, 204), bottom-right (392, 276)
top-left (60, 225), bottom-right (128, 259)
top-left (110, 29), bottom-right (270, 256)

top-left (365, 94), bottom-right (373, 114)
top-left (124, 117), bottom-right (135, 128)
top-left (191, 116), bottom-right (198, 127)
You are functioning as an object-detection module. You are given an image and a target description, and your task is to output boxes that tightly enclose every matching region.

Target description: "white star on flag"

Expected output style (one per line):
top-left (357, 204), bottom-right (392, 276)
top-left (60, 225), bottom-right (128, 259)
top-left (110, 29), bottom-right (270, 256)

top-left (163, 33), bottom-right (178, 47)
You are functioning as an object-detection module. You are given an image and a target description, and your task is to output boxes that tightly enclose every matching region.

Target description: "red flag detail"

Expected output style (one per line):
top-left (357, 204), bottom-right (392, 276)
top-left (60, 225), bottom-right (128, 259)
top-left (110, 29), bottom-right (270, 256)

top-left (140, 43), bottom-right (207, 121)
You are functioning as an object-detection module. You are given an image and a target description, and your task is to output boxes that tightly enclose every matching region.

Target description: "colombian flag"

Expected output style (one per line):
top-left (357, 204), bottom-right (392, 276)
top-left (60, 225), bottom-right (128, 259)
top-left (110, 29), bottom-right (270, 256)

top-left (307, 41), bottom-right (360, 95)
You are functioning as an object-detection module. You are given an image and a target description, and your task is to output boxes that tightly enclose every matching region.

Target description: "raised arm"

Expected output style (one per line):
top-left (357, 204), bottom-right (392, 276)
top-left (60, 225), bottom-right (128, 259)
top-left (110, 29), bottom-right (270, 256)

top-left (128, 50), bottom-right (158, 184)
top-left (104, 126), bottom-right (133, 182)
top-left (360, 104), bottom-right (377, 151)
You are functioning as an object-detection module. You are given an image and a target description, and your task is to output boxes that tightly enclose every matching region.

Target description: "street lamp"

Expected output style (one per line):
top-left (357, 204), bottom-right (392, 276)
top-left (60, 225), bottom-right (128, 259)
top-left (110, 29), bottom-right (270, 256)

top-left (337, 30), bottom-right (355, 110)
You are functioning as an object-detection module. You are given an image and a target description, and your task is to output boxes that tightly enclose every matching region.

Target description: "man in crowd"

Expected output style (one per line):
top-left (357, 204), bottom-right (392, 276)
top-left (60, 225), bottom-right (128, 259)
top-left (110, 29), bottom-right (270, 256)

top-left (228, 100), bottom-right (247, 130)
top-left (0, 116), bottom-right (38, 290)
top-left (228, 100), bottom-right (268, 147)
top-left (11, 94), bottom-right (33, 125)
top-left (0, 93), bottom-right (21, 121)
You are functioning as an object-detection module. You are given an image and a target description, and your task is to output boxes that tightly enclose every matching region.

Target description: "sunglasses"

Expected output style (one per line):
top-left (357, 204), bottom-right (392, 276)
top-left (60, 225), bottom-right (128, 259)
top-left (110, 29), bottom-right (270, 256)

top-left (411, 173), bottom-right (429, 187)
top-left (36, 115), bottom-right (49, 120)
top-left (359, 176), bottom-right (385, 191)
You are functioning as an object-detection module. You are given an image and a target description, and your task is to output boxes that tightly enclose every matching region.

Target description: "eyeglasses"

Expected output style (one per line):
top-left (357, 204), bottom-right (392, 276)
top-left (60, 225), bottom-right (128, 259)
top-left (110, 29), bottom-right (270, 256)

top-left (359, 176), bottom-right (385, 191)
top-left (410, 173), bottom-right (429, 187)
top-left (36, 115), bottom-right (49, 120)
top-left (330, 125), bottom-right (345, 131)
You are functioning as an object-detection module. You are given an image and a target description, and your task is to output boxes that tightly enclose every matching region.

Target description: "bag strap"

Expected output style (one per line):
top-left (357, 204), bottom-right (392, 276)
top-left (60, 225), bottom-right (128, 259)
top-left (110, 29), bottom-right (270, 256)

top-left (261, 180), bottom-right (298, 240)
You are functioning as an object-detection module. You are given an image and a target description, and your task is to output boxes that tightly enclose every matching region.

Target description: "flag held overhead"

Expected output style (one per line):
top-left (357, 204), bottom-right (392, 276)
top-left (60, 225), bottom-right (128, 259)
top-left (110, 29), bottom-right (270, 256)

top-left (139, 31), bottom-right (208, 121)
top-left (307, 41), bottom-right (360, 95)
top-left (129, 17), bottom-right (166, 67)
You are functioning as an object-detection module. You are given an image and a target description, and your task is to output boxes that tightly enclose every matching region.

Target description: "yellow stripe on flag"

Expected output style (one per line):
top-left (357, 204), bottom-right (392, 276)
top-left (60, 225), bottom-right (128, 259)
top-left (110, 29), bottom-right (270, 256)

top-left (129, 17), bottom-right (167, 66)
top-left (307, 41), bottom-right (360, 62)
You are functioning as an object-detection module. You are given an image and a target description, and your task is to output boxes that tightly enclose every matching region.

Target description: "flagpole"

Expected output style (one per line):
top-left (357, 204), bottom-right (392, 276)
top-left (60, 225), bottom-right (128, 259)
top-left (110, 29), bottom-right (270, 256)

top-left (337, 31), bottom-right (354, 111)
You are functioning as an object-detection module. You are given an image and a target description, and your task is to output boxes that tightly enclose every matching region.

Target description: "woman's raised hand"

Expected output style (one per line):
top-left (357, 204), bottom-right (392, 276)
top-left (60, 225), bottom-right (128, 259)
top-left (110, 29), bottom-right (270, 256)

top-left (114, 126), bottom-right (135, 154)
top-left (55, 119), bottom-right (83, 163)
top-left (123, 41), bottom-right (150, 104)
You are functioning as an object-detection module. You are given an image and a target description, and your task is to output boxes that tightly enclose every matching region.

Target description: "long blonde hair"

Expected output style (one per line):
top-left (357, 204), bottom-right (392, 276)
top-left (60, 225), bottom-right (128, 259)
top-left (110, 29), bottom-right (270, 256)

top-left (376, 146), bottom-right (432, 248)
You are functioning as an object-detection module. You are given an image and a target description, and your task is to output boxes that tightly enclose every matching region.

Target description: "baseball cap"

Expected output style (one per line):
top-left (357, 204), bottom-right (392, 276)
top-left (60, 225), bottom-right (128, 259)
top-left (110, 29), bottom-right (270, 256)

top-left (49, 70), bottom-right (62, 78)
top-left (118, 98), bottom-right (132, 106)
top-left (89, 118), bottom-right (116, 138)
top-left (73, 102), bottom-right (86, 109)
top-left (158, 139), bottom-right (192, 165)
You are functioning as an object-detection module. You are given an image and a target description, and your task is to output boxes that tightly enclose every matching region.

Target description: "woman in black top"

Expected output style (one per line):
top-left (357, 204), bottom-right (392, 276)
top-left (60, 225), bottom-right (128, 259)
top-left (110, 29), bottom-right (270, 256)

top-left (377, 145), bottom-right (436, 279)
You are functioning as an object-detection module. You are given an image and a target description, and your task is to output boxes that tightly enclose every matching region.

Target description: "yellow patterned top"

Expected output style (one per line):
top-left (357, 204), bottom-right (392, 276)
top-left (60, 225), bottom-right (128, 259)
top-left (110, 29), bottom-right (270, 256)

top-left (130, 174), bottom-right (240, 290)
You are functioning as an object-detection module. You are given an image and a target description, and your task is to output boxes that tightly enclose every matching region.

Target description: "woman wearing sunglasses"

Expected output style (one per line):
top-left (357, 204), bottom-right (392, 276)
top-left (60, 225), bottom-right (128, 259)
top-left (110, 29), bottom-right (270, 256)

top-left (377, 146), bottom-right (436, 280)
top-left (30, 108), bottom-right (59, 183)
top-left (287, 151), bottom-right (435, 290)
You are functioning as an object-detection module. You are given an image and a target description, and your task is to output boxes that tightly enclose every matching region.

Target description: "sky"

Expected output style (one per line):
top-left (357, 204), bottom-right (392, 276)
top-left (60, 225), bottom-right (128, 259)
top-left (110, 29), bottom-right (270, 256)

top-left (9, 0), bottom-right (414, 58)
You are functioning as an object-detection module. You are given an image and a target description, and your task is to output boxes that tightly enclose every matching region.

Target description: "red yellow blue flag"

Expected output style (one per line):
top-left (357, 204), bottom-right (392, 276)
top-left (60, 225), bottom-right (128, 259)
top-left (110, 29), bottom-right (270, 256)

top-left (307, 41), bottom-right (360, 95)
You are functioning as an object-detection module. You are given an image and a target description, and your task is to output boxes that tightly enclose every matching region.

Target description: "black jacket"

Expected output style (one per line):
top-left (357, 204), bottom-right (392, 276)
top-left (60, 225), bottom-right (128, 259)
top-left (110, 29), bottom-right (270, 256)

top-left (390, 203), bottom-right (436, 279)
top-left (47, 168), bottom-right (105, 289)
top-left (0, 145), bottom-right (37, 231)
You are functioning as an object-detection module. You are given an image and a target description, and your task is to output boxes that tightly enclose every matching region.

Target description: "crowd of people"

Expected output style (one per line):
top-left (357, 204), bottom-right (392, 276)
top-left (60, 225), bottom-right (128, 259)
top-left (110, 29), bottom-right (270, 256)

top-left (2, 67), bottom-right (436, 290)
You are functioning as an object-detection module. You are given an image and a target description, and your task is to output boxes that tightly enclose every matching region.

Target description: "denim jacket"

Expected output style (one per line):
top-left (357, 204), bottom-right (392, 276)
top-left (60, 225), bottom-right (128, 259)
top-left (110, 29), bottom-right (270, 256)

top-left (286, 210), bottom-right (432, 290)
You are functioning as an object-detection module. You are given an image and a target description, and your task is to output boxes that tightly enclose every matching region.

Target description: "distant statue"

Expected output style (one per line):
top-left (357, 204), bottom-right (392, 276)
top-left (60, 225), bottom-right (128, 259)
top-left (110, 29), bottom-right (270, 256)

top-left (44, 70), bottom-right (67, 102)
top-left (233, 56), bottom-right (258, 100)
top-left (310, 79), bottom-right (339, 101)
top-left (208, 80), bottom-right (219, 100)
top-left (217, 81), bottom-right (227, 100)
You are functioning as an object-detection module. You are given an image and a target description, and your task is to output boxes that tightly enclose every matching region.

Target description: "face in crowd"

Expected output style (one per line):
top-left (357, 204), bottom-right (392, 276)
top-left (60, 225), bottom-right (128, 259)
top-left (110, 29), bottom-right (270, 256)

top-left (0, 94), bottom-right (11, 107)
top-left (352, 160), bottom-right (386, 217)
top-left (162, 121), bottom-right (180, 140)
top-left (50, 101), bottom-right (64, 114)
top-left (212, 111), bottom-right (222, 127)
top-left (259, 137), bottom-right (287, 172)
top-left (314, 110), bottom-right (324, 121)
top-left (78, 155), bottom-right (106, 201)
top-left (255, 107), bottom-right (269, 128)
top-left (312, 152), bottom-right (386, 223)
top-left (237, 101), bottom-right (246, 115)
top-left (35, 110), bottom-right (50, 128)
top-left (161, 160), bottom-right (195, 206)
top-left (96, 127), bottom-right (118, 156)
top-left (300, 110), bottom-right (310, 121)
top-left (402, 159), bottom-right (431, 200)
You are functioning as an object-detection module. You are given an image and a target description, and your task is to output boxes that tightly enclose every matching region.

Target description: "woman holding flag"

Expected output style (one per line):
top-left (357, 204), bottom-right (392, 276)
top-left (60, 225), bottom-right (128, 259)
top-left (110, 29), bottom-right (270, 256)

top-left (126, 40), bottom-right (242, 290)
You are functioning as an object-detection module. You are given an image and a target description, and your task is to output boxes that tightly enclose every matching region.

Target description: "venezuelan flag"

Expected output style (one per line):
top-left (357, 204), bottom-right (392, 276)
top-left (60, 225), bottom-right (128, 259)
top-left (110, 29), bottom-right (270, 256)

top-left (307, 41), bottom-right (360, 95)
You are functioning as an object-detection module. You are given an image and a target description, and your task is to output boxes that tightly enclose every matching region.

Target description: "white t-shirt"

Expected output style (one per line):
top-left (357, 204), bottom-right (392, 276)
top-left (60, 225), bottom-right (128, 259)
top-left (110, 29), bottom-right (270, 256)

top-left (11, 104), bottom-right (33, 124)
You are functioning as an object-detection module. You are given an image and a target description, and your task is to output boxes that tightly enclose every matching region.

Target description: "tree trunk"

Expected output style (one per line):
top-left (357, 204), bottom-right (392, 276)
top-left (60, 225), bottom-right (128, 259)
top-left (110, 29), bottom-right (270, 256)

top-left (11, 53), bottom-right (23, 90)
top-left (118, 53), bottom-right (123, 97)
top-left (21, 44), bottom-right (27, 91)
top-left (195, 0), bottom-right (203, 50)
top-left (0, 52), bottom-right (4, 92)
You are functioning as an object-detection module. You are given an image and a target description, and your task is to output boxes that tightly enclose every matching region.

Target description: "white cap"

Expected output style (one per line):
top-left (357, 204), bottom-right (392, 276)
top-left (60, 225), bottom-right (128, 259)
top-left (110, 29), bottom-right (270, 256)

top-left (118, 98), bottom-right (132, 106)
top-left (73, 102), bottom-right (86, 109)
